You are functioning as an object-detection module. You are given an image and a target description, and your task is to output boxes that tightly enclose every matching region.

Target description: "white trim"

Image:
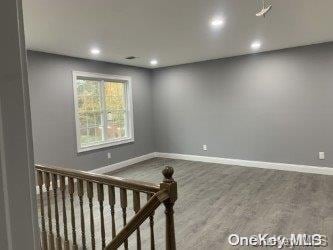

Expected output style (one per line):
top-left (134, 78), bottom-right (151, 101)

top-left (155, 152), bottom-right (333, 176)
top-left (77, 137), bottom-right (135, 153)
top-left (91, 151), bottom-right (333, 176)
top-left (91, 152), bottom-right (156, 174)
top-left (35, 151), bottom-right (333, 195)
top-left (35, 152), bottom-right (156, 194)
top-left (72, 71), bottom-right (135, 153)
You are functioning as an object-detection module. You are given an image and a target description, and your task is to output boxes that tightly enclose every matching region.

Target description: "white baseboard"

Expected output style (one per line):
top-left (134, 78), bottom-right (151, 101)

top-left (155, 152), bottom-right (333, 176)
top-left (36, 152), bottom-right (156, 194)
top-left (91, 152), bottom-right (157, 174)
top-left (36, 151), bottom-right (332, 195)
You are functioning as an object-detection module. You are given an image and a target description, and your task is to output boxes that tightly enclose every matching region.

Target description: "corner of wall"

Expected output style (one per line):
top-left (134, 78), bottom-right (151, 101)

top-left (149, 69), bottom-right (158, 152)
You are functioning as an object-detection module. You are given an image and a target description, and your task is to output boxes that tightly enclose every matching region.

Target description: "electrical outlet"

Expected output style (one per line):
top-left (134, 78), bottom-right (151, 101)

top-left (203, 145), bottom-right (207, 151)
top-left (107, 152), bottom-right (112, 159)
top-left (319, 152), bottom-right (325, 160)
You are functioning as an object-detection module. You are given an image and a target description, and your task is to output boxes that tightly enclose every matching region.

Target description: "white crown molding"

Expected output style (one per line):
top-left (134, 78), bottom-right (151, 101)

top-left (155, 152), bottom-right (333, 176)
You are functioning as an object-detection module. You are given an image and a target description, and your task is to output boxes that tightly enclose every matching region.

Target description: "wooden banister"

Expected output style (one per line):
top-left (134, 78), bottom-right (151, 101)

top-left (35, 164), bottom-right (177, 250)
top-left (105, 189), bottom-right (169, 250)
top-left (36, 164), bottom-right (160, 194)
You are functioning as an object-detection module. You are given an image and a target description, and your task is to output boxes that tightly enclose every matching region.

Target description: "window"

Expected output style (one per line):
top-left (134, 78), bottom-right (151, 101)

top-left (73, 71), bottom-right (134, 152)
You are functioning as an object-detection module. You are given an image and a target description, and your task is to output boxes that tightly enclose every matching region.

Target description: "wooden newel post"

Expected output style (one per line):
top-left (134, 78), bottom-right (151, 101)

top-left (161, 166), bottom-right (177, 250)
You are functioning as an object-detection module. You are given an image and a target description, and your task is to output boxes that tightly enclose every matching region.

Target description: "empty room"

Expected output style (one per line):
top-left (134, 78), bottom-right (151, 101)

top-left (1, 0), bottom-right (333, 249)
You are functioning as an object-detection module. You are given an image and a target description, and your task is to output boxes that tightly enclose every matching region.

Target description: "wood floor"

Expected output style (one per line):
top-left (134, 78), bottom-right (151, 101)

top-left (40, 158), bottom-right (333, 249)
top-left (109, 158), bottom-right (333, 250)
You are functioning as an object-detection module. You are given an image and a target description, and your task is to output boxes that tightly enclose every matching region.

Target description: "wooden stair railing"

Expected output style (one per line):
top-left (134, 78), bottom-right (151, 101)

top-left (35, 164), bottom-right (177, 250)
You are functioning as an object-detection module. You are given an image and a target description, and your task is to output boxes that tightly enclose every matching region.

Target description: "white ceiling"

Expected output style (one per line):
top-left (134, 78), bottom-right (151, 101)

top-left (23, 0), bottom-right (333, 68)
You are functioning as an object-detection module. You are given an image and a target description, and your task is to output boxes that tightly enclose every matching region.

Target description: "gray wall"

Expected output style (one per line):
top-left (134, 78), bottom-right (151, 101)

top-left (27, 51), bottom-right (154, 171)
top-left (152, 42), bottom-right (333, 167)
top-left (28, 42), bottom-right (333, 170)
top-left (0, 0), bottom-right (39, 248)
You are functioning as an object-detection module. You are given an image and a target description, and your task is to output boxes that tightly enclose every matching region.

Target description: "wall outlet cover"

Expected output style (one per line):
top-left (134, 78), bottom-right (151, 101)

top-left (319, 152), bottom-right (325, 160)
top-left (203, 145), bottom-right (207, 151)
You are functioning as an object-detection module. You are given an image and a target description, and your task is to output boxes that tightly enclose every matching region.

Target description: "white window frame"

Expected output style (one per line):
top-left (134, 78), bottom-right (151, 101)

top-left (73, 71), bottom-right (134, 153)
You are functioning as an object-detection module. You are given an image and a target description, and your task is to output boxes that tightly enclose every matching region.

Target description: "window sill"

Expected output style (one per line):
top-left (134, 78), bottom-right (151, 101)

top-left (77, 137), bottom-right (134, 153)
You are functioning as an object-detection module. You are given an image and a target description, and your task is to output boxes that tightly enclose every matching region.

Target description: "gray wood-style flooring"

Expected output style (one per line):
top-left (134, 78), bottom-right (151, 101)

top-left (109, 158), bottom-right (333, 249)
top-left (40, 158), bottom-right (333, 249)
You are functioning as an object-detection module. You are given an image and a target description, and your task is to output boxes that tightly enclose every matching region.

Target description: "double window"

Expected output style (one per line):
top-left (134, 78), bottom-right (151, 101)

top-left (73, 71), bottom-right (134, 152)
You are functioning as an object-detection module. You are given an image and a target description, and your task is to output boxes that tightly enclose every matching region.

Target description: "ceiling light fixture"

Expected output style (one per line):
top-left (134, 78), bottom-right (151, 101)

top-left (251, 41), bottom-right (261, 50)
top-left (256, 0), bottom-right (272, 17)
top-left (210, 18), bottom-right (224, 27)
top-left (150, 59), bottom-right (158, 66)
top-left (90, 48), bottom-right (101, 55)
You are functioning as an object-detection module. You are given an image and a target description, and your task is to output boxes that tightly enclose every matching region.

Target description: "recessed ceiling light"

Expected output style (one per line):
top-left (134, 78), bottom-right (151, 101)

top-left (251, 41), bottom-right (261, 50)
top-left (150, 59), bottom-right (158, 66)
top-left (211, 18), bottom-right (224, 27)
top-left (90, 48), bottom-right (101, 55)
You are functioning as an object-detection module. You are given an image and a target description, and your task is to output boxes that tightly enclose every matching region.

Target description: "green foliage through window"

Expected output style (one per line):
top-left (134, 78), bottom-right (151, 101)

top-left (76, 77), bottom-right (129, 147)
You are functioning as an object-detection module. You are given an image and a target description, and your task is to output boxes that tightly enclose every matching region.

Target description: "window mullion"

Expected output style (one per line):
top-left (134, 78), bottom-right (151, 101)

top-left (124, 82), bottom-right (130, 138)
top-left (74, 72), bottom-right (134, 152)
top-left (100, 80), bottom-right (108, 141)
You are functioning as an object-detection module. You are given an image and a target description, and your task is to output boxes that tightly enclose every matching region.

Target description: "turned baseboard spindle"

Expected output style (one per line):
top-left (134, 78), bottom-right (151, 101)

top-left (44, 172), bottom-right (55, 250)
top-left (60, 176), bottom-right (70, 250)
top-left (97, 183), bottom-right (106, 248)
top-left (120, 188), bottom-right (128, 250)
top-left (52, 174), bottom-right (61, 250)
top-left (68, 177), bottom-right (78, 250)
top-left (133, 191), bottom-right (142, 250)
top-left (108, 186), bottom-right (116, 239)
top-left (77, 179), bottom-right (86, 249)
top-left (147, 193), bottom-right (155, 250)
top-left (37, 171), bottom-right (48, 250)
top-left (87, 181), bottom-right (95, 249)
